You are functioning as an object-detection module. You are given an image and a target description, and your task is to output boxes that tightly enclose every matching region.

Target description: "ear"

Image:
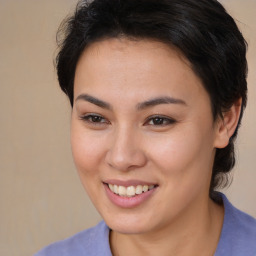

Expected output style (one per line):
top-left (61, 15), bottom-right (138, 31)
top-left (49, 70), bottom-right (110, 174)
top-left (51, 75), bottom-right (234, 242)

top-left (214, 98), bottom-right (242, 149)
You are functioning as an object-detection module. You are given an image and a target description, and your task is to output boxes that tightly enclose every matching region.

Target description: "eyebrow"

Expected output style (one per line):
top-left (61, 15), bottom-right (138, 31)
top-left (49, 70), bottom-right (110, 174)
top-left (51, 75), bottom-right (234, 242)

top-left (75, 94), bottom-right (112, 110)
top-left (75, 94), bottom-right (186, 110)
top-left (136, 96), bottom-right (187, 110)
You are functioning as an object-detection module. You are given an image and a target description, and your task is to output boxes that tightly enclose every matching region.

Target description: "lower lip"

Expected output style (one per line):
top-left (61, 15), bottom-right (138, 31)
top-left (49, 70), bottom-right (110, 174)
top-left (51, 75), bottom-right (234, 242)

top-left (103, 184), bottom-right (157, 208)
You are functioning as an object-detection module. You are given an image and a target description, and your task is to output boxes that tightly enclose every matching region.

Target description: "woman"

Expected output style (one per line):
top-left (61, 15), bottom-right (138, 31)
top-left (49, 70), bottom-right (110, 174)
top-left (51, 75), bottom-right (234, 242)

top-left (35, 0), bottom-right (256, 255)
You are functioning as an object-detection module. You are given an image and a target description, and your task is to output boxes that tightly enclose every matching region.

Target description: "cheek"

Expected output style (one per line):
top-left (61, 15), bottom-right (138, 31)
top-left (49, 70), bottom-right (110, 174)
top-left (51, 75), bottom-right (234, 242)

top-left (70, 124), bottom-right (110, 205)
top-left (70, 124), bottom-right (106, 177)
top-left (147, 125), bottom-right (215, 181)
top-left (146, 127), bottom-right (215, 215)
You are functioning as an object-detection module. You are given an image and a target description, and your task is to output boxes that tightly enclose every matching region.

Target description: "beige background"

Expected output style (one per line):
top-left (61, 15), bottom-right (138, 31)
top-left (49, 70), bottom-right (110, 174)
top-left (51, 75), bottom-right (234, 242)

top-left (0, 0), bottom-right (255, 255)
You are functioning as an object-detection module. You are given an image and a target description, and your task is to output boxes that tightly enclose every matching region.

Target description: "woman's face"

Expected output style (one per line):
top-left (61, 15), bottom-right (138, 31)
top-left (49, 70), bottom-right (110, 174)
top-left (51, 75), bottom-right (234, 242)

top-left (71, 38), bottom-right (221, 234)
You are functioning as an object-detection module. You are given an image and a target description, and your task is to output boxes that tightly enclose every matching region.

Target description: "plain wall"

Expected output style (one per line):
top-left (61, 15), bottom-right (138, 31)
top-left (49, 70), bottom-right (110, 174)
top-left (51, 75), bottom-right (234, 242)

top-left (0, 0), bottom-right (255, 255)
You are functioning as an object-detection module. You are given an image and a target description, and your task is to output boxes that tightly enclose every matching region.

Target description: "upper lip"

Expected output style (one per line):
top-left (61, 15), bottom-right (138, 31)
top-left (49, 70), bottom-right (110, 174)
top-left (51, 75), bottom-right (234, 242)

top-left (103, 179), bottom-right (157, 187)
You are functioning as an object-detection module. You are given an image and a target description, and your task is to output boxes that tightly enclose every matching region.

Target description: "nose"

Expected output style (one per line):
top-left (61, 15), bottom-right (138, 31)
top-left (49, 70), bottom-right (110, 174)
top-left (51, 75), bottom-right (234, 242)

top-left (105, 126), bottom-right (147, 171)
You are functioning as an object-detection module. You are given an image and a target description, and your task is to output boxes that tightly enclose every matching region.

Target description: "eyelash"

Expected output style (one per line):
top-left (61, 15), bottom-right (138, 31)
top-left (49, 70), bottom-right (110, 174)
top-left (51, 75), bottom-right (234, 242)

top-left (79, 114), bottom-right (176, 127)
top-left (145, 115), bottom-right (176, 126)
top-left (79, 114), bottom-right (109, 124)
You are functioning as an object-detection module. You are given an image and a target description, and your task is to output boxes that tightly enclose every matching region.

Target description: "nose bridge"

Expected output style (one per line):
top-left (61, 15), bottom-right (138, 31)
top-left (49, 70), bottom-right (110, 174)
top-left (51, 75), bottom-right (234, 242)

top-left (106, 124), bottom-right (146, 171)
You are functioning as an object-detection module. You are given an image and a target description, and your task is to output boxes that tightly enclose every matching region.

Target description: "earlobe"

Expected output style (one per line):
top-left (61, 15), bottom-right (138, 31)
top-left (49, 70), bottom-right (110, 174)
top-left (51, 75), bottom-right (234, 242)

top-left (214, 98), bottom-right (242, 149)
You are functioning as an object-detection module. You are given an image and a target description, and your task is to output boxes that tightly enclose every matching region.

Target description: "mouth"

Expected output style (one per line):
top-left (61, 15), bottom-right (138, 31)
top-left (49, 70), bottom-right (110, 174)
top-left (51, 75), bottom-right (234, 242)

top-left (106, 183), bottom-right (157, 197)
top-left (103, 181), bottom-right (158, 208)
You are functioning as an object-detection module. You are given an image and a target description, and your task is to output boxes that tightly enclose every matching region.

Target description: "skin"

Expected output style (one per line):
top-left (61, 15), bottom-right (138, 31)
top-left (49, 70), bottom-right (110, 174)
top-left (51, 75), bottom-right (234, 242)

top-left (71, 38), bottom-right (241, 256)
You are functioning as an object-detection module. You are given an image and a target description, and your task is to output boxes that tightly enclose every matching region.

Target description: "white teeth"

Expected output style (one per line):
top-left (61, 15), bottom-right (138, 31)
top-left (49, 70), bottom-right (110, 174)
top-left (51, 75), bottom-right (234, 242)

top-left (127, 186), bottom-right (136, 197)
top-left (135, 185), bottom-right (143, 195)
top-left (108, 184), bottom-right (156, 197)
top-left (118, 186), bottom-right (126, 196)
top-left (114, 185), bottom-right (118, 194)
top-left (109, 184), bottom-right (114, 191)
top-left (142, 185), bottom-right (149, 192)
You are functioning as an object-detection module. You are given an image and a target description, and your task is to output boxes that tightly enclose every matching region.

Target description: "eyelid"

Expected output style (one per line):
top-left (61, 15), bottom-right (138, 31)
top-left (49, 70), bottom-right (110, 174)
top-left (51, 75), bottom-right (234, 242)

top-left (78, 113), bottom-right (176, 127)
top-left (144, 115), bottom-right (176, 126)
top-left (79, 113), bottom-right (110, 124)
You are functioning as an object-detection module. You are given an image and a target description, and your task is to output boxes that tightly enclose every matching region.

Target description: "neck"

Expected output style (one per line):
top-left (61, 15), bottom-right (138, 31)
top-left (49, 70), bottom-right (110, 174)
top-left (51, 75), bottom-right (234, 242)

top-left (110, 196), bottom-right (224, 256)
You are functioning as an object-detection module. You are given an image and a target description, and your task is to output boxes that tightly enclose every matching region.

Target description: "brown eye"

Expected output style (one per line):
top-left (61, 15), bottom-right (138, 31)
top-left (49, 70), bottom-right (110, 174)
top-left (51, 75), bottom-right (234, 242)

top-left (80, 114), bottom-right (108, 124)
top-left (90, 115), bottom-right (104, 123)
top-left (146, 116), bottom-right (176, 126)
top-left (151, 117), bottom-right (165, 125)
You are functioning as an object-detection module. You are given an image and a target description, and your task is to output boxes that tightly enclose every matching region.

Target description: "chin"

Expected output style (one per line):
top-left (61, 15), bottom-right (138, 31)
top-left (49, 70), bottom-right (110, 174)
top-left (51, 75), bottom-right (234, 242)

top-left (108, 222), bottom-right (150, 235)
top-left (102, 212), bottom-right (157, 234)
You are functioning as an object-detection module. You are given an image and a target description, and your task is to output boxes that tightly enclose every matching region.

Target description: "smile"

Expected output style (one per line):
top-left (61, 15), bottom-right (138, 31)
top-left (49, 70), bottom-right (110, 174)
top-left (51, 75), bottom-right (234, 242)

top-left (103, 181), bottom-right (158, 208)
top-left (108, 184), bottom-right (156, 197)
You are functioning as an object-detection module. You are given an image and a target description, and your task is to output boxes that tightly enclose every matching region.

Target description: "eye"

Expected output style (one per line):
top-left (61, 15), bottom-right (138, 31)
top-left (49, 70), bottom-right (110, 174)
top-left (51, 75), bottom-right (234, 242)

top-left (145, 115), bottom-right (176, 126)
top-left (79, 114), bottom-right (109, 124)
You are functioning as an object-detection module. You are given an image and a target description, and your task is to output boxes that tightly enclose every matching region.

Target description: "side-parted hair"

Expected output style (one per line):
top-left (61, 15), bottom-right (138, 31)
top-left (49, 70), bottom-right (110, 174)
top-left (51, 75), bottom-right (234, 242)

top-left (56, 0), bottom-right (248, 199)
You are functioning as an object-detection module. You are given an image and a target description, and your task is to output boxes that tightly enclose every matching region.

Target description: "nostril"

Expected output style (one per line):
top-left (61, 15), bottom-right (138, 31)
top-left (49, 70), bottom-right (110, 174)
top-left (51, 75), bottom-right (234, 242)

top-left (105, 144), bottom-right (147, 171)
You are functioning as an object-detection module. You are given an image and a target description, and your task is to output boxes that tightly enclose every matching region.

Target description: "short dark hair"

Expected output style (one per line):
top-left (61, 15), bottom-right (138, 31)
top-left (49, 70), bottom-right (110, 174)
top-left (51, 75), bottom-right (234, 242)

top-left (56, 0), bottom-right (248, 198)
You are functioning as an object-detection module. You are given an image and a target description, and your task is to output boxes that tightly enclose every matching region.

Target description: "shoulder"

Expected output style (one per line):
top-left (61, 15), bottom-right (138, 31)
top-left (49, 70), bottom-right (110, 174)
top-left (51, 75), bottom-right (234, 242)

top-left (34, 221), bottom-right (112, 256)
top-left (215, 193), bottom-right (256, 256)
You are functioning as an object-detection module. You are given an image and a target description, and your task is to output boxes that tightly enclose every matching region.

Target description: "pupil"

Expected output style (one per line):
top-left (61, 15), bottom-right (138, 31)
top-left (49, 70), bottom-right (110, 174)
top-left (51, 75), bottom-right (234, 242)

top-left (154, 118), bottom-right (163, 125)
top-left (92, 116), bottom-right (101, 122)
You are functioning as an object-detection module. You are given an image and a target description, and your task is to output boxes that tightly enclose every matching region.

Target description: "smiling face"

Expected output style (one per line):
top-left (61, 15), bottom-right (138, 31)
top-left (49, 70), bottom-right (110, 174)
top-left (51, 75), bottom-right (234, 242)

top-left (71, 38), bottom-right (221, 234)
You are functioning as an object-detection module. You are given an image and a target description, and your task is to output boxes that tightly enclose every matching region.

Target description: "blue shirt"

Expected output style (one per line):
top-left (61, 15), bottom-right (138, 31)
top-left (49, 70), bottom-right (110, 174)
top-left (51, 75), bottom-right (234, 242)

top-left (35, 194), bottom-right (256, 256)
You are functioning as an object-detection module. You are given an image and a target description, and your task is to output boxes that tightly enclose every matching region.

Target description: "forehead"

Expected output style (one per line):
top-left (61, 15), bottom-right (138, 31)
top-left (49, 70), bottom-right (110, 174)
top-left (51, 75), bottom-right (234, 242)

top-left (77, 38), bottom-right (190, 73)
top-left (74, 38), bottom-right (209, 108)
